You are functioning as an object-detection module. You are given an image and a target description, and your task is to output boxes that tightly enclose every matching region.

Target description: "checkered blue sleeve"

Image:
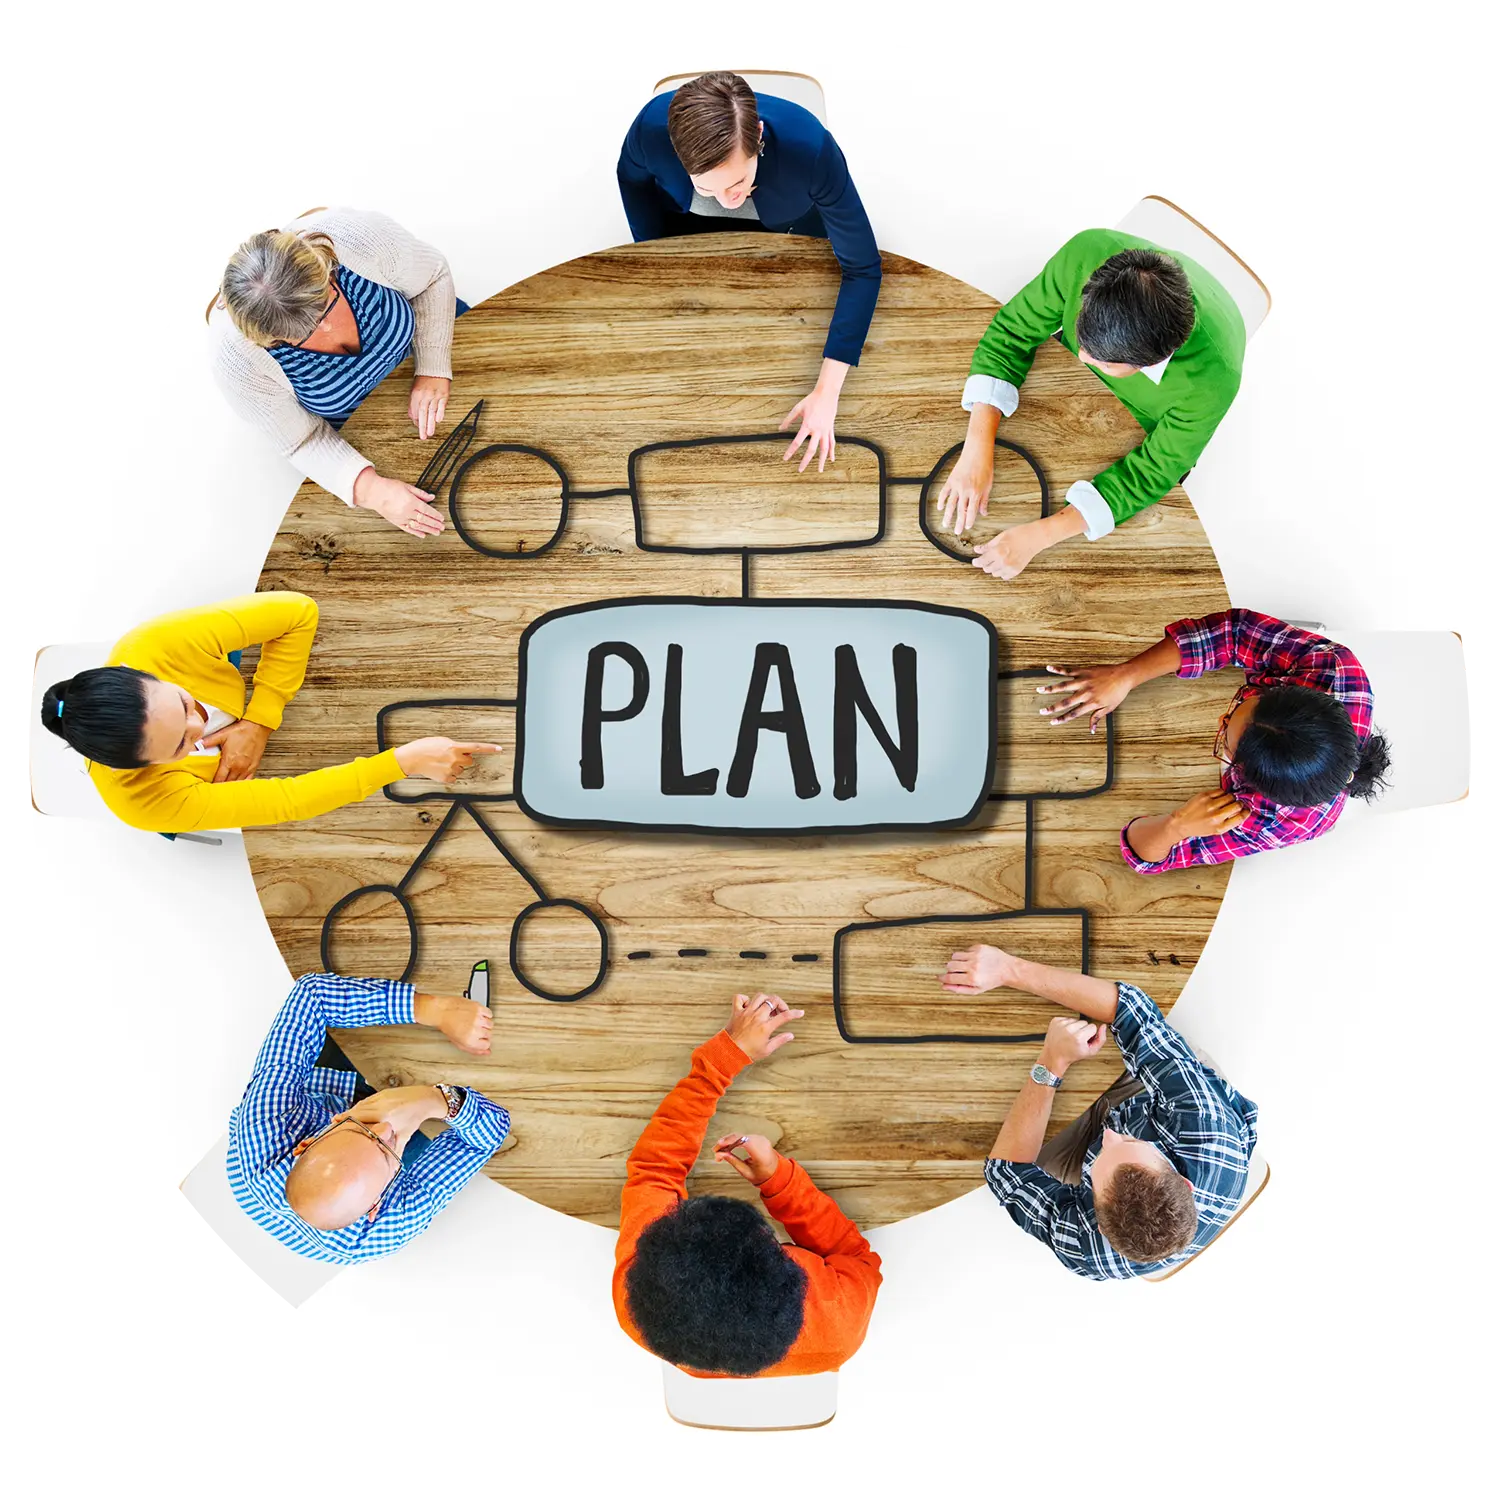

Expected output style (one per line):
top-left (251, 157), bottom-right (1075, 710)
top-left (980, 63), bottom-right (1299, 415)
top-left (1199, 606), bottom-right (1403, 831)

top-left (228, 973), bottom-right (416, 1216)
top-left (336, 1091), bottom-right (511, 1262)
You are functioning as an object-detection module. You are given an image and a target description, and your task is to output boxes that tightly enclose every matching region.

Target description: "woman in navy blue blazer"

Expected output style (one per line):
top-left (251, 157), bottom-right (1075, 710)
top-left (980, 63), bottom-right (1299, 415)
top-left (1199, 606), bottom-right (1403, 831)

top-left (617, 72), bottom-right (881, 474)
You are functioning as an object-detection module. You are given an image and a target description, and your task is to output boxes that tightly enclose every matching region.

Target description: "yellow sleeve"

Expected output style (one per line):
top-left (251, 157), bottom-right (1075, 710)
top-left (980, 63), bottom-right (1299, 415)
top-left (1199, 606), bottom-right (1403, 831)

top-left (111, 593), bottom-right (320, 730)
top-left (101, 749), bottom-right (403, 833)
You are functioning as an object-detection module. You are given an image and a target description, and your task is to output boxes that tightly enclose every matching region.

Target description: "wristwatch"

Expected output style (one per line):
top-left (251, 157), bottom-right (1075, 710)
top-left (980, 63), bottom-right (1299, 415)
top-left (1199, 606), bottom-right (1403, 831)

top-left (436, 1083), bottom-right (465, 1120)
top-left (1030, 1061), bottom-right (1063, 1089)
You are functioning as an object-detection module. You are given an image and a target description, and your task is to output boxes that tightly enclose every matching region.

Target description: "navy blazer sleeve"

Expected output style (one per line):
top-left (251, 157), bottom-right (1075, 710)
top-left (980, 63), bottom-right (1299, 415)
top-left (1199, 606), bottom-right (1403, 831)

top-left (808, 131), bottom-right (882, 366)
top-left (617, 105), bottom-right (673, 243)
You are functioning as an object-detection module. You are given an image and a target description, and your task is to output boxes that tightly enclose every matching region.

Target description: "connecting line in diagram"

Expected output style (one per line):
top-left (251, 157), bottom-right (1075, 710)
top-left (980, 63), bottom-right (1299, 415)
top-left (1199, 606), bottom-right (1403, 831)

top-left (319, 406), bottom-right (1114, 1040)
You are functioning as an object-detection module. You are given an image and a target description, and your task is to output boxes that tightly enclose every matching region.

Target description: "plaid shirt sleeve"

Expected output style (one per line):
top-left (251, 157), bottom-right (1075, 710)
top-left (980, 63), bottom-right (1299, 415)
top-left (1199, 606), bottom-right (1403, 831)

top-left (1123, 612), bottom-right (1373, 873)
top-left (982, 1159), bottom-right (1124, 1280)
top-left (228, 973), bottom-right (511, 1265)
top-left (332, 1087), bottom-right (511, 1263)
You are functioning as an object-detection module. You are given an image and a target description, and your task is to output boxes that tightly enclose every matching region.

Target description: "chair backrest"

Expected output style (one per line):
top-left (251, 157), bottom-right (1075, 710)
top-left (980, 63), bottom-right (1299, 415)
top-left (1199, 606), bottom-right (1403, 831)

top-left (652, 70), bottom-right (827, 124)
top-left (1324, 630), bottom-right (1469, 814)
top-left (1143, 1148), bottom-right (1271, 1283)
top-left (1114, 195), bottom-right (1271, 339)
top-left (662, 1363), bottom-right (838, 1430)
top-left (179, 1133), bottom-right (344, 1308)
top-left (31, 642), bottom-right (113, 819)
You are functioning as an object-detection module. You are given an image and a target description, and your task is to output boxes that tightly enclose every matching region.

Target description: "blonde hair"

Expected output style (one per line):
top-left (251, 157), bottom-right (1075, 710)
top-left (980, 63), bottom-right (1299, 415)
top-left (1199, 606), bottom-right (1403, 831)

top-left (218, 229), bottom-right (338, 346)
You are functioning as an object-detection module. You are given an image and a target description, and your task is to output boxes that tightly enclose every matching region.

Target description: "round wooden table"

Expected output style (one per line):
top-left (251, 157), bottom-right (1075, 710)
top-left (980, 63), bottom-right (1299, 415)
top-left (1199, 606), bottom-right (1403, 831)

top-left (248, 234), bottom-right (1232, 1229)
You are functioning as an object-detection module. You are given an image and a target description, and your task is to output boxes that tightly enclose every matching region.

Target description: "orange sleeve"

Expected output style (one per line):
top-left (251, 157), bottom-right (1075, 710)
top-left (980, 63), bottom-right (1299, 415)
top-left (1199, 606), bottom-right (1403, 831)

top-left (760, 1156), bottom-right (883, 1371)
top-left (613, 1030), bottom-right (752, 1297)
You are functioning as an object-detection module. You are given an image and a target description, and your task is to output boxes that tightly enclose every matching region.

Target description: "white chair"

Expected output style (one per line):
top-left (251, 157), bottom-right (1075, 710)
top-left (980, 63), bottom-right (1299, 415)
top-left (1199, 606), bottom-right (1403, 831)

top-left (662, 1363), bottom-right (838, 1430)
top-left (1115, 195), bottom-right (1271, 339)
top-left (1143, 1148), bottom-right (1271, 1283)
top-left (1323, 630), bottom-right (1469, 815)
top-left (179, 1133), bottom-right (344, 1308)
top-left (32, 642), bottom-right (228, 846)
top-left (653, 70), bottom-right (827, 124)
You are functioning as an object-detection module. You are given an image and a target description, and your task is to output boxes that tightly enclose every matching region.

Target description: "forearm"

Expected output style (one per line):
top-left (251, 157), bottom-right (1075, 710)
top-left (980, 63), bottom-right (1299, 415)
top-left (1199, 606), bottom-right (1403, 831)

top-left (1002, 958), bottom-right (1118, 1023)
top-left (962, 401), bottom-right (1003, 452)
top-left (814, 357), bottom-right (849, 400)
top-left (1123, 811), bottom-right (1183, 865)
top-left (1119, 634), bottom-right (1184, 689)
top-left (990, 1078), bottom-right (1057, 1162)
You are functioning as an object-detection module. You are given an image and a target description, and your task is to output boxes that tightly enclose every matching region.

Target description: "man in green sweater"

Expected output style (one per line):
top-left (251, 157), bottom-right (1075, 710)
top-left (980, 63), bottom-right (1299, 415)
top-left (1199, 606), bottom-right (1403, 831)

top-left (938, 228), bottom-right (1246, 578)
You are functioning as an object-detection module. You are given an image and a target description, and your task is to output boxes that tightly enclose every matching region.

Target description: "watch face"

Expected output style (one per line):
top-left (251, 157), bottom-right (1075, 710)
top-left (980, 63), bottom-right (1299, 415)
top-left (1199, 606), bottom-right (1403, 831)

top-left (1031, 1062), bottom-right (1059, 1088)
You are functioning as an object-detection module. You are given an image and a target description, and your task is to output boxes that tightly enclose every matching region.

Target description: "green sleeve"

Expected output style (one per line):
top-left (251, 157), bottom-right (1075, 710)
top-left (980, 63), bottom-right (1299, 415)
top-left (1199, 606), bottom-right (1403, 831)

top-left (968, 232), bottom-right (1094, 387)
top-left (1091, 383), bottom-right (1239, 525)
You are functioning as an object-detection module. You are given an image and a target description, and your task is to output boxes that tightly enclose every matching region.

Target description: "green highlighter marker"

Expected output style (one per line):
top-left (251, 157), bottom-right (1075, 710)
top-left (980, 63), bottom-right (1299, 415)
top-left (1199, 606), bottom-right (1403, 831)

top-left (465, 960), bottom-right (489, 1005)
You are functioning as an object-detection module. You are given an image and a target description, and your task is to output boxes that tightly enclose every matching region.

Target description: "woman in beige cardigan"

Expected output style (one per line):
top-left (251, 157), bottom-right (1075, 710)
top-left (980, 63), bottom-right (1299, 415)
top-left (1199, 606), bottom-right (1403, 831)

top-left (209, 207), bottom-right (460, 538)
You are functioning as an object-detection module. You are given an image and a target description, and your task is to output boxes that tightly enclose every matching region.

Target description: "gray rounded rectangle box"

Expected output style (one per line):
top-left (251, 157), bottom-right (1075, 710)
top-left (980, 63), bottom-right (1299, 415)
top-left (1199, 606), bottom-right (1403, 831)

top-left (515, 597), bottom-right (998, 835)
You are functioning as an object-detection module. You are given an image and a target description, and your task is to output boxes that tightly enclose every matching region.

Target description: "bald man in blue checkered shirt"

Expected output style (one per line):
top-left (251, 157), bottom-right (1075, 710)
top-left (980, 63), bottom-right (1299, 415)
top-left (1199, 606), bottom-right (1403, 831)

top-left (942, 945), bottom-right (1259, 1280)
top-left (227, 973), bottom-right (511, 1265)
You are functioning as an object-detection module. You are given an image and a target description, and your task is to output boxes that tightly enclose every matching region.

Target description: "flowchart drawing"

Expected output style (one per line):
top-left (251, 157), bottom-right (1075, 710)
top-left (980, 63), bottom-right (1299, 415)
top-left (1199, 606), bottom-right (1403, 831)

top-left (316, 415), bottom-right (1112, 1040)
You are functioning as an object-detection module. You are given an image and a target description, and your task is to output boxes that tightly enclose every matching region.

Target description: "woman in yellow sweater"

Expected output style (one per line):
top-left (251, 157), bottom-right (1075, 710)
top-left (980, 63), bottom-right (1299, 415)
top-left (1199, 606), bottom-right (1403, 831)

top-left (39, 593), bottom-right (496, 834)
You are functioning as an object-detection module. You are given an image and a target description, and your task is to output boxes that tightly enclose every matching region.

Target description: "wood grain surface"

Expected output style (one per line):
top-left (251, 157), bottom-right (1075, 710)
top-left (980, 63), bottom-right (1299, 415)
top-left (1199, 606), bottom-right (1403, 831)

top-left (246, 234), bottom-right (1234, 1229)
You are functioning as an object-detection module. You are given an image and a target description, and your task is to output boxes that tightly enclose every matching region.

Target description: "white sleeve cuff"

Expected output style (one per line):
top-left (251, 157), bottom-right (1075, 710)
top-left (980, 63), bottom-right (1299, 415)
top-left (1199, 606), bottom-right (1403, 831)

top-left (961, 373), bottom-right (1020, 417)
top-left (1065, 479), bottom-right (1116, 541)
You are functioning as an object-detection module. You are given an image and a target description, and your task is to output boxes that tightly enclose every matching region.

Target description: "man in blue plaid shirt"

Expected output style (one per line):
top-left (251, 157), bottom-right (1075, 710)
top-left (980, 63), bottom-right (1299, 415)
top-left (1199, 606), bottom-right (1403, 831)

top-left (942, 945), bottom-right (1259, 1280)
top-left (227, 972), bottom-right (511, 1264)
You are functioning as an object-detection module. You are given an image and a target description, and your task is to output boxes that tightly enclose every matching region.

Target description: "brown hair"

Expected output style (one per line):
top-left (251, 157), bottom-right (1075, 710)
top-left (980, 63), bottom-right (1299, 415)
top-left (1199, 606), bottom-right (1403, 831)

top-left (666, 71), bottom-right (760, 175)
top-left (1096, 1163), bottom-right (1198, 1263)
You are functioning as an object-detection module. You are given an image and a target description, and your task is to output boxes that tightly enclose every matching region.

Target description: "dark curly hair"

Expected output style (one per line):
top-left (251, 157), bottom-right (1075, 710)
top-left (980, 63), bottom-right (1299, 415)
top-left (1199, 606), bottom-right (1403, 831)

top-left (1236, 685), bottom-right (1392, 807)
top-left (624, 1196), bottom-right (807, 1375)
top-left (1076, 247), bottom-right (1196, 368)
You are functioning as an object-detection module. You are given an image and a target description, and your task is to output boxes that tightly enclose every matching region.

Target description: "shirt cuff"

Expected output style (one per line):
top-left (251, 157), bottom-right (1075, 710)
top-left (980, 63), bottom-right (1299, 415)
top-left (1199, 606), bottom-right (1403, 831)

top-left (387, 981), bottom-right (418, 1025)
top-left (1119, 821), bottom-right (1172, 873)
top-left (1066, 480), bottom-right (1116, 541)
top-left (1164, 618), bottom-right (1211, 678)
top-left (697, 1029), bottom-right (755, 1086)
top-left (982, 1156), bottom-right (1033, 1203)
top-left (446, 1088), bottom-right (512, 1151)
top-left (758, 1153), bottom-right (796, 1200)
top-left (1106, 982), bottom-right (1162, 1053)
top-left (961, 373), bottom-right (1020, 417)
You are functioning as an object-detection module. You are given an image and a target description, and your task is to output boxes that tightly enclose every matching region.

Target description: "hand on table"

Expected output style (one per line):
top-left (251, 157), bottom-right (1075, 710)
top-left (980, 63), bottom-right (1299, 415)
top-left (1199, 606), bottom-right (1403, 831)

top-left (942, 943), bottom-right (1022, 995)
top-left (1037, 1015), bottom-right (1107, 1076)
top-left (353, 467), bottom-right (444, 538)
top-left (1169, 789), bottom-right (1250, 842)
top-left (1036, 662), bottom-right (1136, 734)
top-left (937, 449), bottom-right (994, 534)
top-left (779, 384), bottom-right (839, 474)
top-left (972, 519), bottom-right (1046, 580)
top-left (415, 992), bottom-right (494, 1056)
top-left (713, 1132), bottom-right (780, 1186)
top-left (394, 738), bottom-right (502, 784)
top-left (409, 376), bottom-right (451, 440)
top-left (202, 718), bottom-right (272, 781)
top-left (725, 992), bottom-right (804, 1062)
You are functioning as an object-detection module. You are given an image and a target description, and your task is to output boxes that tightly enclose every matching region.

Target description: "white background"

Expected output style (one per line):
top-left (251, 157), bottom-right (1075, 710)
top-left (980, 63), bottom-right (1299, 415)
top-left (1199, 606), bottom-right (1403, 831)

top-left (4, 3), bottom-right (1493, 1495)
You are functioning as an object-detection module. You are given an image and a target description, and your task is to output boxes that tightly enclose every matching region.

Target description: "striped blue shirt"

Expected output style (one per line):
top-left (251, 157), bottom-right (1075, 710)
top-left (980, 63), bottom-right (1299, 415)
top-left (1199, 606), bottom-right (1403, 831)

top-left (266, 265), bottom-right (415, 422)
top-left (227, 973), bottom-right (511, 1265)
top-left (984, 984), bottom-right (1259, 1281)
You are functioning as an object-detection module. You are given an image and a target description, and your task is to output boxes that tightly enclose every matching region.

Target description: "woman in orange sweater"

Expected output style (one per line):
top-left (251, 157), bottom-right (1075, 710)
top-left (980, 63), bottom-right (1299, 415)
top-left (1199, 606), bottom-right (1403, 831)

top-left (614, 993), bottom-right (883, 1377)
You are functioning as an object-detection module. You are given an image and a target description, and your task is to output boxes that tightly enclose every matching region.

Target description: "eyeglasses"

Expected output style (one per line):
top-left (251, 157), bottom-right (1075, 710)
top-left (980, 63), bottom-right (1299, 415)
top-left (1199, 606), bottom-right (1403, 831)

top-left (1213, 683), bottom-right (1260, 764)
top-left (293, 279), bottom-right (341, 346)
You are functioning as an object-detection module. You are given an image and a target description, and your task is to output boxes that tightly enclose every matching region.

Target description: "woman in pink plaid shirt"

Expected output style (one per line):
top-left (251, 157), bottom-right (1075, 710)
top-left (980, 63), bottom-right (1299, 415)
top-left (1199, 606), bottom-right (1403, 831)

top-left (1038, 610), bottom-right (1392, 872)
